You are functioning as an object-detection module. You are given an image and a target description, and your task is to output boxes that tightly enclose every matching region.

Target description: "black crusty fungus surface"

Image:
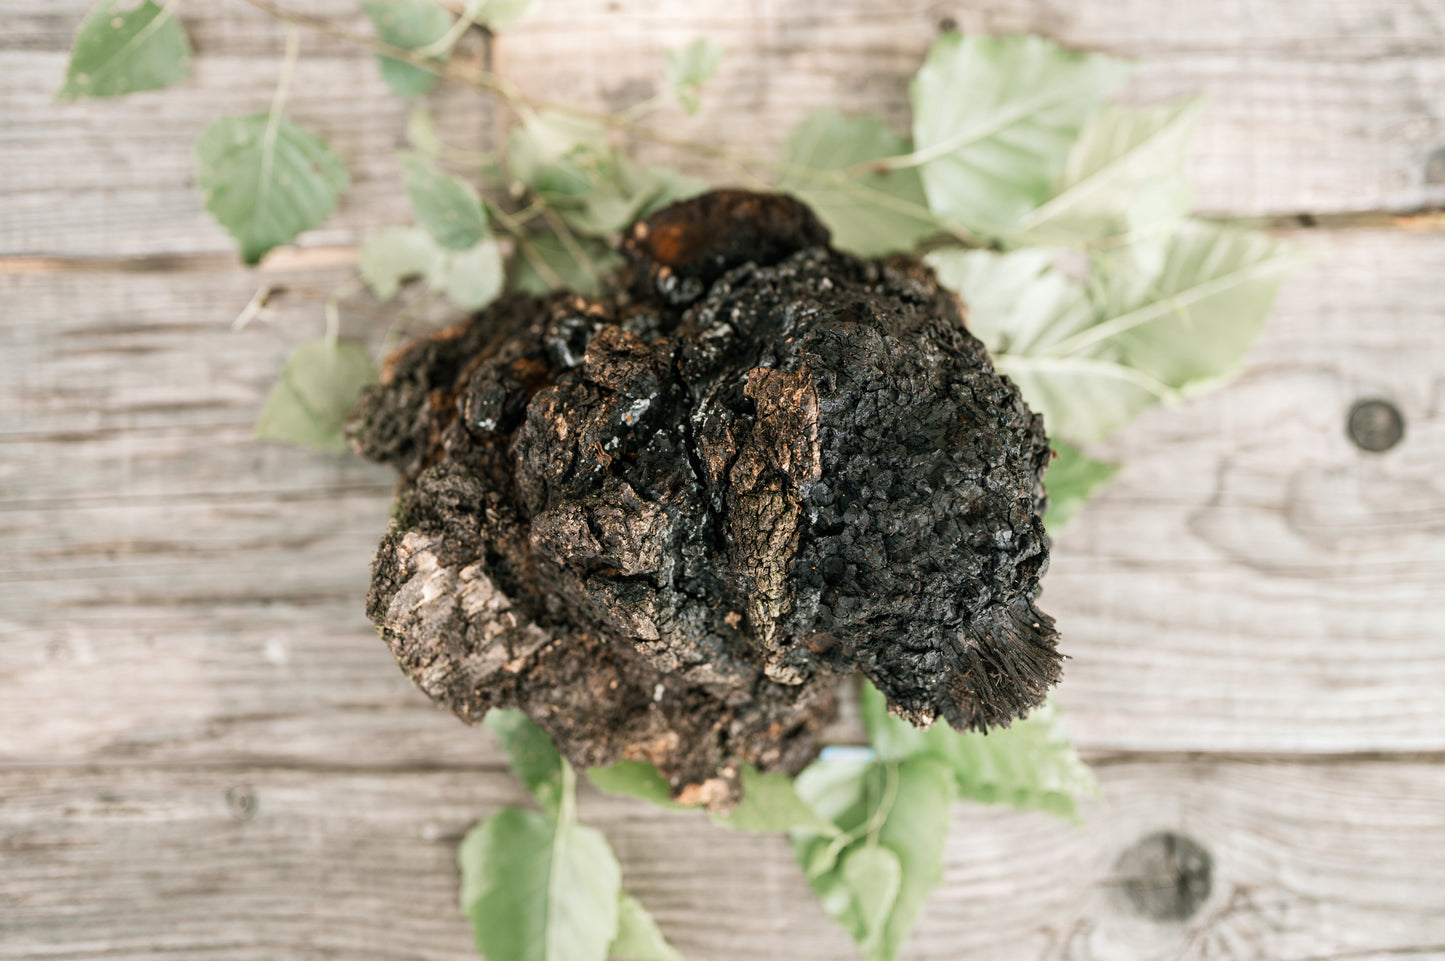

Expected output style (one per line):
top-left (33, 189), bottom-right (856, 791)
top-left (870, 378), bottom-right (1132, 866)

top-left (348, 189), bottom-right (1060, 808)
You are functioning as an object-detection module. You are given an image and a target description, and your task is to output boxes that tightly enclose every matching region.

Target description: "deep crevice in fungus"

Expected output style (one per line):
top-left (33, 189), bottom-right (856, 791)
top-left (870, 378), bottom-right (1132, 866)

top-left (348, 189), bottom-right (1060, 808)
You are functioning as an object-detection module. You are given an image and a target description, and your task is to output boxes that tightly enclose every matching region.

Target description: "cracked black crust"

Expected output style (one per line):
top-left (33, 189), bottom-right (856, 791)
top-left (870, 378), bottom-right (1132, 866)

top-left (348, 190), bottom-right (1060, 804)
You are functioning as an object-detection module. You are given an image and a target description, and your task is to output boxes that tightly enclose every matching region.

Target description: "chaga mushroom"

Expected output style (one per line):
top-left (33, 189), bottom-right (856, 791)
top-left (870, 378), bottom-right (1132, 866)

top-left (347, 189), bottom-right (1059, 807)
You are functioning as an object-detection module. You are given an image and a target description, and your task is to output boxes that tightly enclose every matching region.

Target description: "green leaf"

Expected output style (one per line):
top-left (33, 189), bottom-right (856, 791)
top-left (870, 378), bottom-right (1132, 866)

top-left (1043, 441), bottom-right (1119, 530)
top-left (196, 114), bottom-right (348, 265)
top-left (507, 111), bottom-right (701, 241)
top-left (711, 764), bottom-right (839, 835)
top-left (406, 105), bottom-right (446, 157)
top-left (485, 710), bottom-right (565, 817)
top-left (510, 232), bottom-right (623, 297)
top-left (910, 33), bottom-right (1131, 236)
top-left (363, 0), bottom-right (452, 98)
top-left (777, 110), bottom-right (941, 256)
top-left (359, 226), bottom-right (442, 300)
top-left (859, 681), bottom-right (1095, 821)
top-left (560, 158), bottom-right (707, 237)
top-left (440, 238), bottom-right (506, 309)
top-left (514, 110), bottom-right (610, 170)
top-left (475, 0), bottom-right (536, 31)
top-left (792, 758), bottom-right (956, 961)
top-left (458, 808), bottom-right (622, 961)
top-left (586, 761), bottom-right (687, 810)
top-left (840, 845), bottom-right (903, 958)
top-left (665, 38), bottom-right (723, 115)
top-left (255, 339), bottom-right (377, 453)
top-left (359, 226), bottom-right (503, 310)
top-left (609, 893), bottom-right (680, 961)
top-left (928, 246), bottom-right (1097, 356)
top-left (1017, 98), bottom-right (1205, 244)
top-left (928, 224), bottom-right (1302, 442)
top-left (399, 151), bottom-right (489, 250)
top-left (1085, 221), bottom-right (1302, 394)
top-left (58, 0), bottom-right (192, 101)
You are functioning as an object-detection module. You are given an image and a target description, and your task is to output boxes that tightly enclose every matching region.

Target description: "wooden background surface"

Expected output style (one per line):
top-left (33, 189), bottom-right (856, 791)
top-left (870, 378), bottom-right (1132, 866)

top-left (3, 1), bottom-right (1444, 958)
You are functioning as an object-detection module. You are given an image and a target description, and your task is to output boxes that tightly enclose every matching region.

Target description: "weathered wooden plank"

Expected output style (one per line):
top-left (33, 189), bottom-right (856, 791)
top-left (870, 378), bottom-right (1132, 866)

top-left (2, 760), bottom-right (1442, 961)
top-left (0, 44), bottom-right (498, 258)
top-left (4, 0), bottom-right (1444, 259)
top-left (13, 0), bottom-right (1445, 60)
top-left (1052, 227), bottom-right (1445, 752)
top-left (497, 0), bottom-right (1445, 217)
top-left (2, 227), bottom-right (1444, 764)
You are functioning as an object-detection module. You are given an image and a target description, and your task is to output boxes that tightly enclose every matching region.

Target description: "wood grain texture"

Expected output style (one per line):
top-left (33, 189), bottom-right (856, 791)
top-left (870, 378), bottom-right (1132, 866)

top-left (4, 0), bottom-right (1445, 258)
top-left (4, 230), bottom-right (1442, 765)
top-left (3, 760), bottom-right (1443, 961)
top-left (3, 2), bottom-right (1444, 959)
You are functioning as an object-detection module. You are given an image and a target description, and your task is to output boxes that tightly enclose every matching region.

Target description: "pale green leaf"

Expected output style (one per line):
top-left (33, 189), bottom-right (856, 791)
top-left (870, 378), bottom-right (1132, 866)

top-left (1082, 220), bottom-right (1302, 394)
top-left (609, 893), bottom-right (680, 961)
top-left (406, 106), bottom-right (446, 157)
top-left (929, 224), bottom-right (1302, 442)
top-left (399, 151), bottom-right (489, 249)
top-left (440, 238), bottom-right (505, 309)
top-left (777, 109), bottom-right (941, 256)
top-left (358, 226), bottom-right (443, 300)
top-left (485, 710), bottom-right (565, 817)
top-left (59, 0), bottom-right (192, 101)
top-left (560, 158), bottom-right (707, 236)
top-left (926, 247), bottom-right (1095, 356)
top-left (841, 845), bottom-right (903, 958)
top-left (363, 0), bottom-right (452, 98)
top-left (196, 114), bottom-right (348, 265)
top-left (458, 808), bottom-right (622, 961)
top-left (928, 245), bottom-right (1160, 441)
top-left (255, 338), bottom-right (377, 453)
top-left (517, 110), bottom-right (610, 167)
top-left (910, 33), bottom-right (1131, 235)
top-left (476, 0), bottom-right (535, 31)
top-left (665, 38), bottom-right (723, 115)
top-left (1043, 441), bottom-right (1119, 530)
top-left (511, 232), bottom-right (622, 296)
top-left (793, 758), bottom-right (956, 961)
top-left (711, 764), bottom-right (838, 835)
top-left (1017, 98), bottom-right (1204, 244)
top-left (628, 163), bottom-right (709, 218)
top-left (586, 761), bottom-right (687, 811)
top-left (359, 227), bottom-right (501, 310)
top-left (859, 681), bottom-right (1096, 821)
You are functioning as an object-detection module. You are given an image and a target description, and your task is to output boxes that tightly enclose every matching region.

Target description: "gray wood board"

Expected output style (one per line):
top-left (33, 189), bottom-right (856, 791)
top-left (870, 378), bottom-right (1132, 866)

top-left (5, 0), bottom-right (1445, 258)
top-left (4, 229), bottom-right (1443, 765)
top-left (3, 760), bottom-right (1443, 961)
top-left (4, 2), bottom-right (1445, 959)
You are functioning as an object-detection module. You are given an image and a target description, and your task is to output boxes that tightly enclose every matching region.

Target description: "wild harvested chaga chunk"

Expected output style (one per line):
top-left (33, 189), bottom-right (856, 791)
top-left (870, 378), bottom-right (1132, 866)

top-left (348, 189), bottom-right (1059, 806)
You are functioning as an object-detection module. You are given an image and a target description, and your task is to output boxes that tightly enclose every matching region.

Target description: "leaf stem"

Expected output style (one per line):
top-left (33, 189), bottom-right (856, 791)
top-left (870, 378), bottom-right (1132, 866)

top-left (269, 21), bottom-right (300, 119)
top-left (540, 204), bottom-right (601, 288)
top-left (232, 0), bottom-right (772, 188)
top-left (411, 0), bottom-right (484, 59)
top-left (865, 762), bottom-right (899, 848)
top-left (487, 202), bottom-right (567, 289)
top-left (245, 23), bottom-right (300, 264)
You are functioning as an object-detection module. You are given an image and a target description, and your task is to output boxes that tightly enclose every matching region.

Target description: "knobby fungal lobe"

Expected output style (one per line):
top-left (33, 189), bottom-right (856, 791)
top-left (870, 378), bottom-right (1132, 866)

top-left (348, 190), bottom-right (1059, 807)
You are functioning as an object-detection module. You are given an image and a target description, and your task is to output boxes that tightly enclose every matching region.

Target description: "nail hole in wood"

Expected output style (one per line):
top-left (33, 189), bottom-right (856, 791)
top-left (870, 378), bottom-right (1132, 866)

top-left (1112, 831), bottom-right (1213, 922)
top-left (225, 784), bottom-right (258, 821)
top-left (1348, 399), bottom-right (1405, 453)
